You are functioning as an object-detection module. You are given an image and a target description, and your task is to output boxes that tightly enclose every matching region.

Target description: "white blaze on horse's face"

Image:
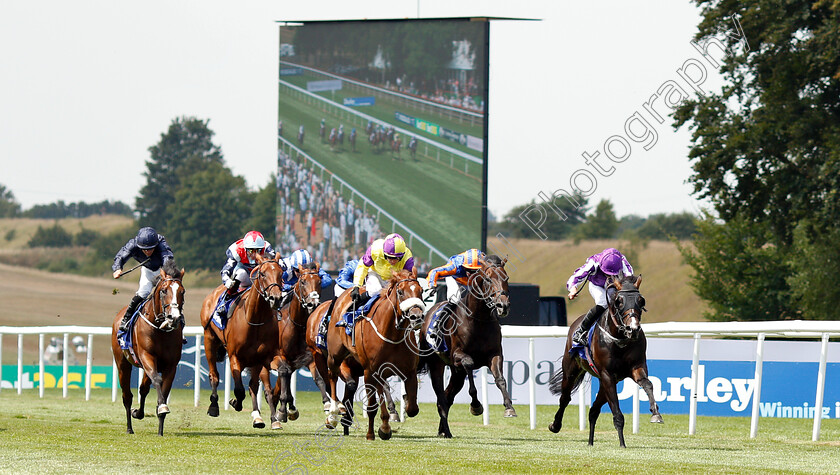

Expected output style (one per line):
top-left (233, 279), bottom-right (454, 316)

top-left (626, 314), bottom-right (640, 332)
top-left (169, 282), bottom-right (182, 319)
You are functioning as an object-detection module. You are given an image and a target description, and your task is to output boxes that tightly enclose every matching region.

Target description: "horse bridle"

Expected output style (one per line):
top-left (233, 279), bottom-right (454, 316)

top-left (141, 276), bottom-right (183, 332)
top-left (605, 288), bottom-right (645, 341)
top-left (249, 260), bottom-right (284, 304)
top-left (362, 276), bottom-right (425, 343)
top-left (467, 264), bottom-right (510, 315)
top-left (292, 268), bottom-right (321, 313)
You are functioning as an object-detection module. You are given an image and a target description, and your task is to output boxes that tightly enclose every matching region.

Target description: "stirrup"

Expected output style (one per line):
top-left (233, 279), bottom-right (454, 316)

top-left (572, 329), bottom-right (587, 346)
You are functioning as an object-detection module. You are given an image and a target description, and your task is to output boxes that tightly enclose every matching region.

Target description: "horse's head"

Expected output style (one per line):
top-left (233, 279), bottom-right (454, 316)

top-left (293, 261), bottom-right (322, 312)
top-left (468, 255), bottom-right (511, 318)
top-left (608, 274), bottom-right (646, 339)
top-left (387, 267), bottom-right (426, 331)
top-left (251, 254), bottom-right (285, 310)
top-left (153, 262), bottom-right (185, 332)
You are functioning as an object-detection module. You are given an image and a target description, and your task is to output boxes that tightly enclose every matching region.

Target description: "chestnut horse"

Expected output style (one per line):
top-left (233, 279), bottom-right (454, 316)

top-left (200, 254), bottom-right (284, 429)
top-left (110, 262), bottom-right (185, 436)
top-left (418, 254), bottom-right (514, 438)
top-left (269, 261), bottom-right (322, 424)
top-left (305, 299), bottom-right (401, 435)
top-left (548, 274), bottom-right (663, 447)
top-left (325, 268), bottom-right (426, 440)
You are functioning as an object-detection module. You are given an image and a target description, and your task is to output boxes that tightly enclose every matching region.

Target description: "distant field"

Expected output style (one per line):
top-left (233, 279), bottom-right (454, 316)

top-left (0, 215), bottom-right (134, 251)
top-left (0, 389), bottom-right (837, 474)
top-left (487, 237), bottom-right (708, 323)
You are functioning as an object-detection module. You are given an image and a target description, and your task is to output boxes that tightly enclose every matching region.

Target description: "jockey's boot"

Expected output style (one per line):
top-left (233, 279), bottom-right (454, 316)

top-left (316, 311), bottom-right (331, 348)
top-left (119, 295), bottom-right (144, 333)
top-left (572, 305), bottom-right (605, 347)
top-left (214, 280), bottom-right (240, 320)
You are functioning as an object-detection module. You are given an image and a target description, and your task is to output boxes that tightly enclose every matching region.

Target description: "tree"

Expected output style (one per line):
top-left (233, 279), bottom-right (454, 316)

top-left (673, 1), bottom-right (840, 320)
top-left (0, 184), bottom-right (20, 217)
top-left (166, 162), bottom-right (251, 270)
top-left (575, 199), bottom-right (618, 240)
top-left (245, 176), bottom-right (279, 243)
top-left (136, 117), bottom-right (224, 230)
top-left (498, 194), bottom-right (588, 240)
top-left (676, 212), bottom-right (795, 321)
top-left (638, 212), bottom-right (698, 241)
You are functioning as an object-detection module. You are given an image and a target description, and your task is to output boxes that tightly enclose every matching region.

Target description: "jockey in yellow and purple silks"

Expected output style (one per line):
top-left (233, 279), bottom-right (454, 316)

top-left (426, 248), bottom-right (484, 304)
top-left (348, 233), bottom-right (415, 306)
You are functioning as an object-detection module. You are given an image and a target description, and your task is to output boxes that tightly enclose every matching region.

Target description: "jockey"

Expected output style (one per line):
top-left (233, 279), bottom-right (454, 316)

top-left (349, 233), bottom-right (414, 306)
top-left (426, 248), bottom-right (484, 305)
top-left (278, 249), bottom-right (333, 307)
top-left (334, 259), bottom-right (359, 297)
top-left (215, 231), bottom-right (278, 319)
top-left (566, 248), bottom-right (634, 347)
top-left (112, 227), bottom-right (175, 332)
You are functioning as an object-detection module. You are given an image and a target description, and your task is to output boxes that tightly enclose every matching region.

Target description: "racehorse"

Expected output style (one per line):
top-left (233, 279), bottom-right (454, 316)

top-left (369, 130), bottom-right (381, 153)
top-left (390, 137), bottom-right (402, 160)
top-left (269, 261), bottom-right (322, 424)
top-left (110, 261), bottom-right (185, 436)
top-left (329, 128), bottom-right (338, 150)
top-left (418, 255), bottom-right (515, 438)
top-left (297, 127), bottom-right (305, 146)
top-left (350, 131), bottom-right (357, 152)
top-left (305, 299), bottom-right (401, 435)
top-left (319, 123), bottom-right (326, 143)
top-left (200, 254), bottom-right (285, 429)
top-left (325, 268), bottom-right (426, 440)
top-left (408, 138), bottom-right (417, 160)
top-left (547, 274), bottom-right (663, 447)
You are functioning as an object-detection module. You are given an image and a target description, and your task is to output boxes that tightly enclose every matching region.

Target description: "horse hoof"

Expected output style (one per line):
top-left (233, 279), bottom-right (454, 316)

top-left (437, 432), bottom-right (452, 439)
top-left (271, 421), bottom-right (283, 430)
top-left (504, 408), bottom-right (517, 418)
top-left (288, 409), bottom-right (299, 421)
top-left (548, 423), bottom-right (560, 433)
top-left (326, 413), bottom-right (340, 429)
top-left (157, 404), bottom-right (170, 416)
top-left (229, 399), bottom-right (243, 412)
top-left (131, 409), bottom-right (144, 420)
top-left (127, 429), bottom-right (134, 435)
top-left (323, 402), bottom-right (331, 412)
top-left (207, 406), bottom-right (220, 418)
top-left (378, 428), bottom-right (392, 440)
top-left (650, 414), bottom-right (664, 424)
top-left (252, 411), bottom-right (265, 429)
top-left (470, 404), bottom-right (483, 416)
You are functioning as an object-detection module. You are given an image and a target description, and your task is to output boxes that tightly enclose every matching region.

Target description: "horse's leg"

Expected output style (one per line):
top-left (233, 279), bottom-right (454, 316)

top-left (260, 366), bottom-right (283, 430)
top-left (403, 370), bottom-right (419, 418)
top-left (117, 359), bottom-right (135, 434)
top-left (548, 358), bottom-right (583, 433)
top-left (308, 359), bottom-right (331, 412)
top-left (363, 371), bottom-right (380, 441)
top-left (429, 360), bottom-right (452, 438)
top-left (382, 379), bottom-right (400, 422)
top-left (133, 371), bottom-right (151, 420)
top-left (377, 386), bottom-right (392, 441)
top-left (596, 376), bottom-right (626, 448)
top-left (156, 365), bottom-right (177, 436)
top-left (444, 366), bottom-right (468, 408)
top-left (489, 354), bottom-right (517, 417)
top-left (588, 385), bottom-right (609, 446)
top-left (228, 356), bottom-right (246, 412)
top-left (247, 367), bottom-right (265, 428)
top-left (340, 377), bottom-right (358, 436)
top-left (275, 366), bottom-right (290, 423)
top-left (465, 369), bottom-right (483, 416)
top-left (204, 334), bottom-right (222, 417)
top-left (632, 366), bottom-right (664, 423)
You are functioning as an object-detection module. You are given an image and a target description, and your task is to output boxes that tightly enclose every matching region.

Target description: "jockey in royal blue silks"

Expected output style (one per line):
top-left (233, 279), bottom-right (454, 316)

top-left (213, 231), bottom-right (278, 321)
top-left (566, 248), bottom-right (634, 347)
top-left (314, 259), bottom-right (358, 348)
top-left (112, 227), bottom-right (175, 332)
top-left (277, 249), bottom-right (333, 308)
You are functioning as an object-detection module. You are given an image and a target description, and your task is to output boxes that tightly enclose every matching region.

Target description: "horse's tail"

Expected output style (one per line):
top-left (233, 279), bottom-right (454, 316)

top-left (291, 351), bottom-right (313, 371)
top-left (548, 357), bottom-right (578, 396)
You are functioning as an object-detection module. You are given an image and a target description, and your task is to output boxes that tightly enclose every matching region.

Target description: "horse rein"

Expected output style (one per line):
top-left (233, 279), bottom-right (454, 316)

top-left (603, 289), bottom-right (643, 342)
top-left (362, 276), bottom-right (425, 344)
top-left (467, 265), bottom-right (510, 317)
top-left (140, 276), bottom-right (183, 332)
top-left (249, 259), bottom-right (284, 304)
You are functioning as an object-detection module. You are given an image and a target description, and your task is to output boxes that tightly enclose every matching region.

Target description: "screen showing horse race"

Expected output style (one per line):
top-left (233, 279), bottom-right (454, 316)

top-left (276, 18), bottom-right (488, 275)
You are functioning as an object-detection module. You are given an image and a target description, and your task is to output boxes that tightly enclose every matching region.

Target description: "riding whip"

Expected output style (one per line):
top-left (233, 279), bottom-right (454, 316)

top-left (117, 258), bottom-right (150, 278)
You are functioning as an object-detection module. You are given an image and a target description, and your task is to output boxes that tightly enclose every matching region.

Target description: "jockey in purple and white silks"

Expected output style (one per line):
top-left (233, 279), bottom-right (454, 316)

top-left (566, 248), bottom-right (634, 346)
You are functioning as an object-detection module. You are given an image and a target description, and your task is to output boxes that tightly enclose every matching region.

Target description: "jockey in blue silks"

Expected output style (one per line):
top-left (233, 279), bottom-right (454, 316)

top-left (566, 248), bottom-right (634, 347)
top-left (278, 249), bottom-right (333, 308)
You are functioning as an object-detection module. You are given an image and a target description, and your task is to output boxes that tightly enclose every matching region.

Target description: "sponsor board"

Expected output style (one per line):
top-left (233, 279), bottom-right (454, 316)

top-left (343, 96), bottom-right (375, 106)
top-left (306, 79), bottom-right (343, 92)
top-left (279, 67), bottom-right (303, 76)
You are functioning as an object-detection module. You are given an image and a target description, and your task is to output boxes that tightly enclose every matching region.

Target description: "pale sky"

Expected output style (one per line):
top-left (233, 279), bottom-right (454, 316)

top-left (0, 1), bottom-right (720, 220)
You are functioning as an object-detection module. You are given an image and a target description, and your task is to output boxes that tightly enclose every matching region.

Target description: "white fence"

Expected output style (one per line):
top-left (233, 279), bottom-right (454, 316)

top-left (1, 321), bottom-right (839, 441)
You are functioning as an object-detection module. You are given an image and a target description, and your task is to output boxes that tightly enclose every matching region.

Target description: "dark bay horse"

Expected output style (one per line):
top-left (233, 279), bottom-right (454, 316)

top-left (269, 261), bottom-right (322, 424)
top-left (548, 274), bottom-right (663, 447)
top-left (325, 268), bottom-right (426, 440)
top-left (418, 255), bottom-right (514, 438)
top-left (200, 254), bottom-right (284, 429)
top-left (110, 262), bottom-right (185, 435)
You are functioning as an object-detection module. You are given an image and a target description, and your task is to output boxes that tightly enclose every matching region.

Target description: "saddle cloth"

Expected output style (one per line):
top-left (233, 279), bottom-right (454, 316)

top-left (211, 287), bottom-right (248, 330)
top-left (338, 294), bottom-right (380, 335)
top-left (568, 325), bottom-right (599, 376)
top-left (424, 304), bottom-right (450, 353)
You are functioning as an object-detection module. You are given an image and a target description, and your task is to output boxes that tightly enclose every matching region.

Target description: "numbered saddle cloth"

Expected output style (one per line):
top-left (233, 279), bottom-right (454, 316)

top-left (338, 294), bottom-right (380, 336)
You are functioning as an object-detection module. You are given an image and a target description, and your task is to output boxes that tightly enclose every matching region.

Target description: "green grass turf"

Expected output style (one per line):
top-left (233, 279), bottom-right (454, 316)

top-left (0, 389), bottom-right (837, 474)
top-left (278, 90), bottom-right (482, 261)
top-left (281, 71), bottom-right (485, 151)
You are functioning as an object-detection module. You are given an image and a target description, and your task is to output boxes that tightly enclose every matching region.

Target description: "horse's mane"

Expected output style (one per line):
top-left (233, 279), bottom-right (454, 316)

top-left (615, 274), bottom-right (640, 288)
top-left (162, 259), bottom-right (182, 279)
top-left (299, 261), bottom-right (317, 271)
top-left (483, 254), bottom-right (503, 266)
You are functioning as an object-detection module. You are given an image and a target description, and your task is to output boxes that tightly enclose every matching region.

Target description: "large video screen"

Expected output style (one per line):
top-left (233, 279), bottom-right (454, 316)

top-left (276, 19), bottom-right (488, 274)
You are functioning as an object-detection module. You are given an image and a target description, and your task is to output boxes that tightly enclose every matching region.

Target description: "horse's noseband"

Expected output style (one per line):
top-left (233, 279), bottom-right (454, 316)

top-left (610, 289), bottom-right (643, 339)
